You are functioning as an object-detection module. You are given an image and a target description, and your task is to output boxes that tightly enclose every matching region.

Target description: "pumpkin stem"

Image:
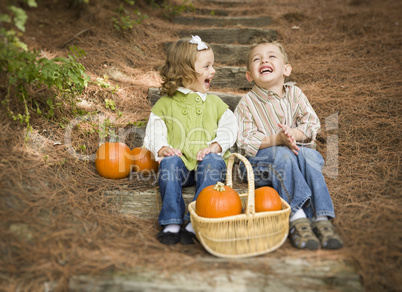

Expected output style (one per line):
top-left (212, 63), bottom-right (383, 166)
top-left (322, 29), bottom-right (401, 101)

top-left (213, 181), bottom-right (226, 192)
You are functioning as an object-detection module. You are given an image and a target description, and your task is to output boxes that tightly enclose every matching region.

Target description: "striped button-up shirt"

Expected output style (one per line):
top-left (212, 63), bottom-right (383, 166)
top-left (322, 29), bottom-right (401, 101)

top-left (234, 83), bottom-right (320, 157)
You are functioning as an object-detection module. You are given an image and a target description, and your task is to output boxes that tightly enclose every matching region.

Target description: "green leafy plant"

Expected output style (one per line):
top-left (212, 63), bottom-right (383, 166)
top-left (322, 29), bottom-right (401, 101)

top-left (112, 2), bottom-right (149, 31)
top-left (105, 98), bottom-right (123, 118)
top-left (99, 118), bottom-right (117, 141)
top-left (0, 3), bottom-right (90, 136)
top-left (94, 75), bottom-right (119, 93)
top-left (77, 144), bottom-right (87, 154)
top-left (128, 119), bottom-right (148, 127)
top-left (73, 0), bottom-right (89, 6)
top-left (105, 99), bottom-right (116, 110)
top-left (161, 0), bottom-right (195, 19)
top-left (124, 0), bottom-right (135, 5)
top-left (1, 44), bottom-right (90, 132)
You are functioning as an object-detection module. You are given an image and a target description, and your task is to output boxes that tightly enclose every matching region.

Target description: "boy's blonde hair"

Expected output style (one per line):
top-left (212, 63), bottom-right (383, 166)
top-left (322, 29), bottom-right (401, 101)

top-left (246, 39), bottom-right (289, 71)
top-left (160, 38), bottom-right (212, 97)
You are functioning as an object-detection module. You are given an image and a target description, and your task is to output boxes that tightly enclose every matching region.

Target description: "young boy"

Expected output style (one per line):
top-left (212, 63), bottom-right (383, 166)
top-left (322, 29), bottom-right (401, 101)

top-left (234, 40), bottom-right (343, 250)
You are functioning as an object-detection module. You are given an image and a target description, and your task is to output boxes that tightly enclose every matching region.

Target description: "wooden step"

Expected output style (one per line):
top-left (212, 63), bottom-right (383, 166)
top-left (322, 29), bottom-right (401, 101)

top-left (51, 258), bottom-right (363, 292)
top-left (104, 187), bottom-right (194, 219)
top-left (148, 87), bottom-right (243, 112)
top-left (214, 66), bottom-right (250, 89)
top-left (172, 16), bottom-right (272, 27)
top-left (104, 185), bottom-right (248, 218)
top-left (192, 7), bottom-right (264, 17)
top-left (196, 0), bottom-right (249, 7)
top-left (192, 8), bottom-right (229, 16)
top-left (163, 42), bottom-right (249, 66)
top-left (178, 27), bottom-right (276, 45)
top-left (210, 43), bottom-right (249, 65)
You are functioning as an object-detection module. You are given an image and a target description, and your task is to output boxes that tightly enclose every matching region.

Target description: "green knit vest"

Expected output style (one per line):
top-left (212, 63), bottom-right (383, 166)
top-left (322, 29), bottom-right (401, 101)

top-left (152, 91), bottom-right (230, 170)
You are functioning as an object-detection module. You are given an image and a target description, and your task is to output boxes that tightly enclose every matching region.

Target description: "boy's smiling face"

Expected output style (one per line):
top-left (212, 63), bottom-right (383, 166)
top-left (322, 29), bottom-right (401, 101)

top-left (183, 49), bottom-right (215, 93)
top-left (246, 43), bottom-right (292, 92)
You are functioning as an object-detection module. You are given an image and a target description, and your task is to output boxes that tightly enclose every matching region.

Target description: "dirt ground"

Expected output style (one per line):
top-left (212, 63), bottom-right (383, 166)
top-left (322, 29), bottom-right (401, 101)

top-left (0, 0), bottom-right (401, 291)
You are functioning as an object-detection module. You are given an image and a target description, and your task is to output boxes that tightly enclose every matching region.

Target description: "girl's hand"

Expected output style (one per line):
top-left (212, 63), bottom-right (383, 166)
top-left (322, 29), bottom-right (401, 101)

top-left (278, 124), bottom-right (300, 155)
top-left (158, 147), bottom-right (182, 163)
top-left (197, 142), bottom-right (222, 161)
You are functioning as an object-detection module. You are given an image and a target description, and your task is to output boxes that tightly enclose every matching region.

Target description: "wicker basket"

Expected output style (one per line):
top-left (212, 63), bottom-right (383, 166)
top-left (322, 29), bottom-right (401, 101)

top-left (188, 153), bottom-right (291, 258)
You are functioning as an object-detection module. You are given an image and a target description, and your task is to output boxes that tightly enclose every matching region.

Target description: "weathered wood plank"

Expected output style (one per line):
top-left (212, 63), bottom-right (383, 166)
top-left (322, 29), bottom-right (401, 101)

top-left (103, 187), bottom-right (195, 219)
top-left (104, 189), bottom-right (161, 219)
top-left (163, 42), bottom-right (249, 66)
top-left (104, 186), bottom-right (248, 219)
top-left (172, 16), bottom-right (272, 27)
top-left (210, 44), bottom-right (249, 65)
top-left (51, 258), bottom-right (363, 292)
top-left (178, 28), bottom-right (277, 45)
top-left (147, 87), bottom-right (243, 112)
top-left (214, 66), bottom-right (251, 90)
top-left (191, 7), bottom-right (264, 17)
top-left (196, 0), bottom-right (249, 7)
top-left (193, 8), bottom-right (229, 16)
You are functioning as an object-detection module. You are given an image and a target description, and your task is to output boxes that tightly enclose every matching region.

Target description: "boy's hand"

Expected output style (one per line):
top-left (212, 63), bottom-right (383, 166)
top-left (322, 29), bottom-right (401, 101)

top-left (197, 142), bottom-right (222, 161)
top-left (158, 147), bottom-right (182, 163)
top-left (278, 124), bottom-right (300, 155)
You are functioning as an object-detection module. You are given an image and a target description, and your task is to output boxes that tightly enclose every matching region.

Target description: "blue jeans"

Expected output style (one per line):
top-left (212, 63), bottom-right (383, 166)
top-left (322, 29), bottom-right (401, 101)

top-left (158, 153), bottom-right (227, 226)
top-left (240, 146), bottom-right (335, 219)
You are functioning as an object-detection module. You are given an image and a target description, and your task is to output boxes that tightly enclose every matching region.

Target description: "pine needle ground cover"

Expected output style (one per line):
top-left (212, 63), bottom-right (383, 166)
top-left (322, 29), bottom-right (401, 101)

top-left (0, 0), bottom-right (401, 291)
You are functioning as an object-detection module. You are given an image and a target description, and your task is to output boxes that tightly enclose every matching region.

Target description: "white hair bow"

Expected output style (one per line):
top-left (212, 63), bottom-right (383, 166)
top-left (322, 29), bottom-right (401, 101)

top-left (189, 35), bottom-right (208, 50)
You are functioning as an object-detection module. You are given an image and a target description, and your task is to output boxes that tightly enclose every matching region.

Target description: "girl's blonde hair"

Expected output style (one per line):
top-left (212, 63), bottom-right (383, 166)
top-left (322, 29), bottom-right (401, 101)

top-left (246, 39), bottom-right (289, 71)
top-left (160, 37), bottom-right (211, 97)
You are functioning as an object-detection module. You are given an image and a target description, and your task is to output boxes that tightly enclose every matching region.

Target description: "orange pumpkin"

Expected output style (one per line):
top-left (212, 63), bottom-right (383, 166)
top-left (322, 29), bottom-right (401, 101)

top-left (131, 147), bottom-right (159, 173)
top-left (196, 182), bottom-right (242, 218)
top-left (95, 142), bottom-right (133, 179)
top-left (255, 186), bottom-right (282, 212)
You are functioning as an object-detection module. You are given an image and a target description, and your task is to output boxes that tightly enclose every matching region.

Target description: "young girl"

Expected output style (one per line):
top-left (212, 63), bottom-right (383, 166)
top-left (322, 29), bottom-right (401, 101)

top-left (143, 36), bottom-right (238, 245)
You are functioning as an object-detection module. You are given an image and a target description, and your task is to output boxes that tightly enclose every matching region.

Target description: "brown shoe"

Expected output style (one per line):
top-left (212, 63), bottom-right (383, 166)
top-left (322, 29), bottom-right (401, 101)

top-left (289, 218), bottom-right (320, 250)
top-left (312, 220), bottom-right (343, 250)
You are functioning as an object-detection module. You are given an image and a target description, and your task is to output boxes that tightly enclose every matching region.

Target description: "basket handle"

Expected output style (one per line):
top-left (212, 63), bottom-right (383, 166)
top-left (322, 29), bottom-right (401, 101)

top-left (226, 153), bottom-right (255, 216)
